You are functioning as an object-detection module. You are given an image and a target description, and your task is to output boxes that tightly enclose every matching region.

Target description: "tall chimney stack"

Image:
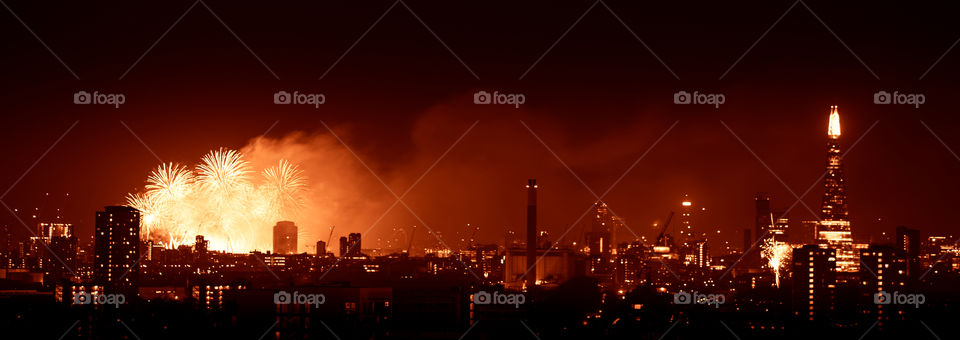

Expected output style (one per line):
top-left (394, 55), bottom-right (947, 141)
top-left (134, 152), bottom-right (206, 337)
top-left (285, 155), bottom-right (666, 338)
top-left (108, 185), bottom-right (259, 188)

top-left (526, 179), bottom-right (538, 289)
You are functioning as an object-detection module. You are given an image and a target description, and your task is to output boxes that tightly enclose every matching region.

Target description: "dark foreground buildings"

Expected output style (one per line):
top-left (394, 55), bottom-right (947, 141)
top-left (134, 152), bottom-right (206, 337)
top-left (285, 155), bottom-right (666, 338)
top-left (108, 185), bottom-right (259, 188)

top-left (93, 205), bottom-right (140, 294)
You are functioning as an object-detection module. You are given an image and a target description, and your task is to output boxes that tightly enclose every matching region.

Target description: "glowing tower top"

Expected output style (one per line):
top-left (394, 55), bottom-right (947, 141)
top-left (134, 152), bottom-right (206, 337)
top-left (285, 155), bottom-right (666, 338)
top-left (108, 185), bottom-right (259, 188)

top-left (828, 105), bottom-right (841, 138)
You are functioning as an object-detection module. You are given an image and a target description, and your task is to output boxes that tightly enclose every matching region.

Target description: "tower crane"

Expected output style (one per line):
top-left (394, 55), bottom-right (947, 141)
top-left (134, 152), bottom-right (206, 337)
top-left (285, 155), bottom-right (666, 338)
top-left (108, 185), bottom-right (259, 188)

top-left (406, 225), bottom-right (417, 254)
top-left (656, 211), bottom-right (675, 247)
top-left (325, 225), bottom-right (335, 252)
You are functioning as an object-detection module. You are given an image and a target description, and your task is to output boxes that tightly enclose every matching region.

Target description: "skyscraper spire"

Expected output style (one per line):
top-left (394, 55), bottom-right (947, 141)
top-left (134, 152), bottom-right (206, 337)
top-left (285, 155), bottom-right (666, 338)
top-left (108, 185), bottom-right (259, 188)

top-left (821, 106), bottom-right (848, 221)
top-left (828, 105), bottom-right (841, 138)
top-left (817, 105), bottom-right (855, 272)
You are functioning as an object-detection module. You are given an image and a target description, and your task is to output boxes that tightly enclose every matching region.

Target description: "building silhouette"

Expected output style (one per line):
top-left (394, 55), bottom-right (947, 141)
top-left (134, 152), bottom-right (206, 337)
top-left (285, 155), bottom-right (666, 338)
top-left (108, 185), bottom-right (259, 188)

top-left (273, 221), bottom-right (298, 255)
top-left (93, 206), bottom-right (140, 294)
top-left (895, 226), bottom-right (921, 277)
top-left (792, 245), bottom-right (836, 324)
top-left (340, 233), bottom-right (362, 258)
top-left (859, 245), bottom-right (908, 327)
top-left (316, 240), bottom-right (327, 257)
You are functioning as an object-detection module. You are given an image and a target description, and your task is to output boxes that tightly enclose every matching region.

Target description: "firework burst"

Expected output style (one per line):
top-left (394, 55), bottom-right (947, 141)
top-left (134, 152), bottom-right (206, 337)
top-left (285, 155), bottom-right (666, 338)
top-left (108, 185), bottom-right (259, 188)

top-left (262, 159), bottom-right (307, 215)
top-left (761, 238), bottom-right (792, 288)
top-left (126, 148), bottom-right (308, 253)
top-left (197, 148), bottom-right (251, 192)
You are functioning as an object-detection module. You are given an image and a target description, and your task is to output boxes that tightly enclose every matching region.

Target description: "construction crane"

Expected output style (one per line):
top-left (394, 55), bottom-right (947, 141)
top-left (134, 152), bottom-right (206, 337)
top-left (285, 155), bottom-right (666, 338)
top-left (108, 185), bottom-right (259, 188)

top-left (406, 225), bottom-right (417, 254)
top-left (655, 211), bottom-right (675, 247)
top-left (325, 225), bottom-right (336, 252)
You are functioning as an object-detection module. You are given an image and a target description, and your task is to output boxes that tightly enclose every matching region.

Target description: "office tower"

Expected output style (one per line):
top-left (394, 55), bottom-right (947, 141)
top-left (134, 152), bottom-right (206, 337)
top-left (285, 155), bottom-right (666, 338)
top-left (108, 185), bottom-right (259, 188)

top-left (94, 206), bottom-right (141, 293)
top-left (39, 222), bottom-right (73, 239)
top-left (694, 240), bottom-right (710, 268)
top-left (754, 195), bottom-right (789, 241)
top-left (800, 220), bottom-right (819, 245)
top-left (895, 226), bottom-right (920, 277)
top-left (586, 201), bottom-right (620, 256)
top-left (585, 203), bottom-right (617, 290)
top-left (615, 243), bottom-right (645, 291)
top-left (755, 193), bottom-right (771, 241)
top-left (34, 222), bottom-right (77, 283)
top-left (792, 245), bottom-right (836, 323)
top-left (817, 106), bottom-right (856, 272)
top-left (679, 195), bottom-right (694, 246)
top-left (316, 240), bottom-right (327, 256)
top-left (195, 235), bottom-right (208, 254)
top-left (526, 179), bottom-right (537, 289)
top-left (194, 235), bottom-right (209, 272)
top-left (147, 240), bottom-right (164, 262)
top-left (769, 215), bottom-right (789, 242)
top-left (747, 194), bottom-right (772, 268)
top-left (273, 221), bottom-right (298, 255)
top-left (860, 245), bottom-right (908, 326)
top-left (45, 233), bottom-right (77, 283)
top-left (339, 233), bottom-right (362, 258)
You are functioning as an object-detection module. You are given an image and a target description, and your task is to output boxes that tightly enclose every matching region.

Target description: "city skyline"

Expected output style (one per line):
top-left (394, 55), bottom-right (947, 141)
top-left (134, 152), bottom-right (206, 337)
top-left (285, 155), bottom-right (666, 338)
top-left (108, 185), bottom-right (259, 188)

top-left (2, 108), bottom-right (954, 254)
top-left (2, 1), bottom-right (959, 339)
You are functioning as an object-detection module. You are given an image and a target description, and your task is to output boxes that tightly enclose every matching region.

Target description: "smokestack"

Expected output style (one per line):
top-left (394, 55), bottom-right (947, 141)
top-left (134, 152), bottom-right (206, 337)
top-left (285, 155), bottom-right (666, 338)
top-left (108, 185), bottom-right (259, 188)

top-left (526, 179), bottom-right (537, 289)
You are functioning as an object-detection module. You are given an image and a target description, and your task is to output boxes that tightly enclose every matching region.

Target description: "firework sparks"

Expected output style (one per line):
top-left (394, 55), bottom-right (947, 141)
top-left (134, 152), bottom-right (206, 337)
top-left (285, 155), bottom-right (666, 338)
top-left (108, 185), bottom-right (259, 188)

top-left (126, 148), bottom-right (307, 253)
top-left (761, 238), bottom-right (792, 288)
top-left (261, 159), bottom-right (307, 215)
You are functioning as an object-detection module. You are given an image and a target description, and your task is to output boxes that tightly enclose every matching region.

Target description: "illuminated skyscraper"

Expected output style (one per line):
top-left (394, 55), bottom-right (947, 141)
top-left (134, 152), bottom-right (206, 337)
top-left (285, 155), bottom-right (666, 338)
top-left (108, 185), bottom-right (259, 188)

top-left (694, 240), bottom-right (710, 268)
top-left (585, 201), bottom-right (621, 256)
top-left (678, 195), bottom-right (694, 246)
top-left (817, 106), bottom-right (856, 272)
top-left (272, 221), bottom-right (298, 255)
top-left (94, 206), bottom-right (140, 294)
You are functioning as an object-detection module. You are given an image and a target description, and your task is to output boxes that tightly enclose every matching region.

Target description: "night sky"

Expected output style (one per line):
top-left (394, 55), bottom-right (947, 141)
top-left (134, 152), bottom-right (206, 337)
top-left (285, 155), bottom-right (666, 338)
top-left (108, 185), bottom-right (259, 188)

top-left (1, 1), bottom-right (959, 251)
